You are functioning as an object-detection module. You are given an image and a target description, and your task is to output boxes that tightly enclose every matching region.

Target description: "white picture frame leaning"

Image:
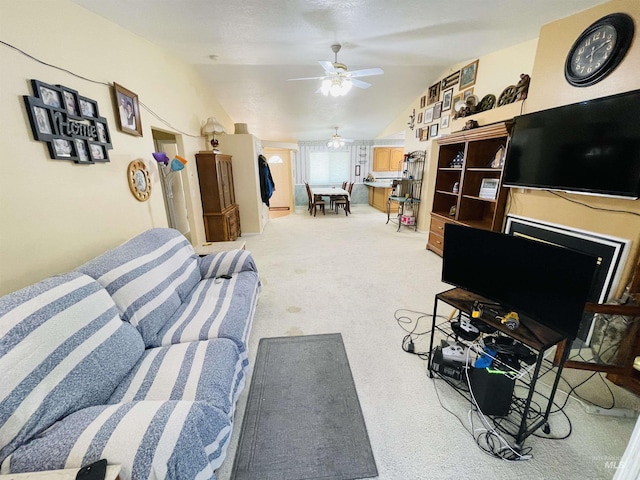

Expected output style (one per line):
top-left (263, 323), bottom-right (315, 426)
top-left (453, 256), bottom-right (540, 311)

top-left (479, 177), bottom-right (499, 199)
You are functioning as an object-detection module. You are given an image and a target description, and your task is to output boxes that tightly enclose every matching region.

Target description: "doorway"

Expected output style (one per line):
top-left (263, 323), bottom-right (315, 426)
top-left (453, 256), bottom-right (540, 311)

top-left (263, 148), bottom-right (293, 218)
top-left (152, 129), bottom-right (190, 237)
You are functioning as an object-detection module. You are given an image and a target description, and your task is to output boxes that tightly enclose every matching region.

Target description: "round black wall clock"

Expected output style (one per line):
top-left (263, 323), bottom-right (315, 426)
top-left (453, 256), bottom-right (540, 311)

top-left (565, 13), bottom-right (635, 87)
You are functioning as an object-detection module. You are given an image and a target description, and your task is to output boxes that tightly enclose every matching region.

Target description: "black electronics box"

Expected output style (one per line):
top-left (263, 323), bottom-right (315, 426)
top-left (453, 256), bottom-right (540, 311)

top-left (431, 346), bottom-right (463, 381)
top-left (469, 367), bottom-right (515, 416)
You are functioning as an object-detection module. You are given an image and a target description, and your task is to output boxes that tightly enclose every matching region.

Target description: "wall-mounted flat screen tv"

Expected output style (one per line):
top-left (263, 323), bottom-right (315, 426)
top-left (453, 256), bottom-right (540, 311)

top-left (503, 89), bottom-right (640, 199)
top-left (442, 224), bottom-right (598, 339)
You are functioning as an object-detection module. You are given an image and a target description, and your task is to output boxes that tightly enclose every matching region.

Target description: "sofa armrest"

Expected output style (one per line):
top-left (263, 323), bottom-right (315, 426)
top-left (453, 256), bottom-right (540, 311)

top-left (199, 249), bottom-right (258, 279)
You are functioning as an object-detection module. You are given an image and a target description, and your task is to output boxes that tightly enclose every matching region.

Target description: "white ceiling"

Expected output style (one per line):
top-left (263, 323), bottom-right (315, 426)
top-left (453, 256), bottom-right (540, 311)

top-left (70, 0), bottom-right (605, 143)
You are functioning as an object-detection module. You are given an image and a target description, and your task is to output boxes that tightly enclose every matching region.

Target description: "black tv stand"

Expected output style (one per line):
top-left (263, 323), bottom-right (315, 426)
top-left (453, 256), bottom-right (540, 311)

top-left (428, 288), bottom-right (571, 447)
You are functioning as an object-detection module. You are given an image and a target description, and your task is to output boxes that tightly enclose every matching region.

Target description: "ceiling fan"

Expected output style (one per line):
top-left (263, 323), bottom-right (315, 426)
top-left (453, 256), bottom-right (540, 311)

top-left (327, 127), bottom-right (353, 148)
top-left (288, 44), bottom-right (384, 97)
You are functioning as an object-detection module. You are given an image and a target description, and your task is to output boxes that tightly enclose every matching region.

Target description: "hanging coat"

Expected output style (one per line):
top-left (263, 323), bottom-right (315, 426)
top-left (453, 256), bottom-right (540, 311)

top-left (258, 155), bottom-right (276, 206)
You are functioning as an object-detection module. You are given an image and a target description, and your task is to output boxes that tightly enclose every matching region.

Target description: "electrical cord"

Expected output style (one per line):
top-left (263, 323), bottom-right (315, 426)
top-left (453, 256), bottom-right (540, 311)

top-left (546, 190), bottom-right (640, 218)
top-left (1, 39), bottom-right (202, 138)
top-left (395, 308), bottom-right (449, 359)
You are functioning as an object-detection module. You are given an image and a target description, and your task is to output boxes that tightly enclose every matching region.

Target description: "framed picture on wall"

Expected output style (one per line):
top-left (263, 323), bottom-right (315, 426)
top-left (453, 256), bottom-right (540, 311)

top-left (429, 123), bottom-right (439, 139)
top-left (441, 115), bottom-right (450, 129)
top-left (423, 107), bottom-right (434, 123)
top-left (433, 101), bottom-right (442, 119)
top-left (114, 83), bottom-right (143, 136)
top-left (460, 60), bottom-right (479, 90)
top-left (442, 88), bottom-right (453, 111)
top-left (427, 82), bottom-right (440, 105)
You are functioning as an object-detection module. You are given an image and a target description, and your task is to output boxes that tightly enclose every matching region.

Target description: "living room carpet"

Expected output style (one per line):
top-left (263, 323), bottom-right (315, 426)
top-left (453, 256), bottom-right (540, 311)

top-left (230, 333), bottom-right (378, 480)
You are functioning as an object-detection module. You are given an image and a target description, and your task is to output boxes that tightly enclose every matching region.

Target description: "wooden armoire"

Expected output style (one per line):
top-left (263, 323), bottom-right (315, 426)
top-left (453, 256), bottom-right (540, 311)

top-left (195, 153), bottom-right (241, 241)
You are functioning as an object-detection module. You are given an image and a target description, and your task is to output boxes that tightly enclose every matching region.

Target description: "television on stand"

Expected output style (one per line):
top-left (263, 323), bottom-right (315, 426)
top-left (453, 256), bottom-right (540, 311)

top-left (503, 89), bottom-right (640, 199)
top-left (442, 223), bottom-right (599, 340)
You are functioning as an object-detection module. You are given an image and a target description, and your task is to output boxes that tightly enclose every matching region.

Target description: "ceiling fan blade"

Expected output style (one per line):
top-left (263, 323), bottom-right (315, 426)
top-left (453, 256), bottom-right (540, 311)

top-left (287, 76), bottom-right (326, 81)
top-left (351, 78), bottom-right (372, 89)
top-left (349, 67), bottom-right (384, 78)
top-left (319, 60), bottom-right (338, 74)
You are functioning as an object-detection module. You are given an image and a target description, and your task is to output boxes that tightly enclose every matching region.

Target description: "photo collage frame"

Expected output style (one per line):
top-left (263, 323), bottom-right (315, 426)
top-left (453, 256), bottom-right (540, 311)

top-left (24, 80), bottom-right (112, 163)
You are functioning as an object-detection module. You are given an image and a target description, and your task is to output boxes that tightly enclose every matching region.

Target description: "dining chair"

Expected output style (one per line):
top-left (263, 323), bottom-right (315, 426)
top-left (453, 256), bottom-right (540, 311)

top-left (329, 181), bottom-right (348, 210)
top-left (334, 181), bottom-right (352, 215)
top-left (305, 182), bottom-right (325, 216)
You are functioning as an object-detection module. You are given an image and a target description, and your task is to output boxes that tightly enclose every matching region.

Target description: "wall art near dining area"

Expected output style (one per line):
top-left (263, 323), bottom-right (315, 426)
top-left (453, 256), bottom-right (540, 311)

top-left (23, 80), bottom-right (112, 163)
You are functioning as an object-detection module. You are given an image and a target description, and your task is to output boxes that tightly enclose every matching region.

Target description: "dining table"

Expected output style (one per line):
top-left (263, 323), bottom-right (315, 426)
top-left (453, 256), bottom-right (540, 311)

top-left (311, 187), bottom-right (351, 215)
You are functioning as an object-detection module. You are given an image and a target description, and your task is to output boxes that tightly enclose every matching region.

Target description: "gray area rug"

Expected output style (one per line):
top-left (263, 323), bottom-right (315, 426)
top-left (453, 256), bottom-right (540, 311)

top-left (231, 333), bottom-right (378, 480)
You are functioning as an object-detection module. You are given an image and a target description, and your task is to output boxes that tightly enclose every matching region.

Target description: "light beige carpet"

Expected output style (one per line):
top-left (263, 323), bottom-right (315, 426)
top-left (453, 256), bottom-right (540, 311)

top-left (217, 205), bottom-right (639, 480)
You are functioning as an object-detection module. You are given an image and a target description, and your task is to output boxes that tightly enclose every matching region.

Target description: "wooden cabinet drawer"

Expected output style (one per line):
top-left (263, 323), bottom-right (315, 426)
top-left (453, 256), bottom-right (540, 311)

top-left (427, 214), bottom-right (458, 256)
top-left (427, 231), bottom-right (445, 256)
top-left (430, 216), bottom-right (450, 235)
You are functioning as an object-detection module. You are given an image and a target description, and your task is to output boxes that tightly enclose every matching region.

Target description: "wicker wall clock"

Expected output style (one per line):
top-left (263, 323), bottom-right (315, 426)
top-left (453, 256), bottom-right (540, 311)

top-left (127, 160), bottom-right (152, 201)
top-left (565, 13), bottom-right (635, 87)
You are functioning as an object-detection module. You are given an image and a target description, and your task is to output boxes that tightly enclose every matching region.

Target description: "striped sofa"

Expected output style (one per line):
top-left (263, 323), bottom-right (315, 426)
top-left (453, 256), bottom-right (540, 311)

top-left (0, 228), bottom-right (260, 479)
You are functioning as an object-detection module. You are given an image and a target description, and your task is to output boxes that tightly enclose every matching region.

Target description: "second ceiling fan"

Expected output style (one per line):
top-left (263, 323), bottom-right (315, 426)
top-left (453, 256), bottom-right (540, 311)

top-left (288, 44), bottom-right (384, 96)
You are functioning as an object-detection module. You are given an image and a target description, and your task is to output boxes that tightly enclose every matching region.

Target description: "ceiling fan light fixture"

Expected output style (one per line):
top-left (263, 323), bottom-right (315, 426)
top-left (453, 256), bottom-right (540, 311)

top-left (327, 138), bottom-right (345, 148)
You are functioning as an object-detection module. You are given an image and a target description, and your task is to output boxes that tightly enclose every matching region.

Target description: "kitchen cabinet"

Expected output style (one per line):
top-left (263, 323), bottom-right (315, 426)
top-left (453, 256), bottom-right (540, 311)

top-left (368, 186), bottom-right (398, 213)
top-left (373, 147), bottom-right (404, 172)
top-left (196, 153), bottom-right (241, 241)
top-left (427, 121), bottom-right (512, 255)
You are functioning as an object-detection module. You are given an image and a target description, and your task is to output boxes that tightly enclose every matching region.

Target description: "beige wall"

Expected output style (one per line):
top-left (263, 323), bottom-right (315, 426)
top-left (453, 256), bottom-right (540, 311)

top-left (511, 0), bottom-right (640, 293)
top-left (387, 39), bottom-right (538, 234)
top-left (389, 0), bottom-right (640, 295)
top-left (0, 0), bottom-right (232, 295)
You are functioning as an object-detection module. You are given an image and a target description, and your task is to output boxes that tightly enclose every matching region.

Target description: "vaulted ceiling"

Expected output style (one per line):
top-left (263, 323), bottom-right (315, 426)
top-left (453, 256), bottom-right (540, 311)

top-left (70, 0), bottom-right (606, 143)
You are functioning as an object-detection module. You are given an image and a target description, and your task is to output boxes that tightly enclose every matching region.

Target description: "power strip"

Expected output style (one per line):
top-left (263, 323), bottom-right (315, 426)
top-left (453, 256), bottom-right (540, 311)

top-left (584, 406), bottom-right (639, 418)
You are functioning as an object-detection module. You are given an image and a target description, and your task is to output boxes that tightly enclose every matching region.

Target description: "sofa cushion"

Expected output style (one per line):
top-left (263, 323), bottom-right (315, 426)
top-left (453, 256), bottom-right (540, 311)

top-left (0, 272), bottom-right (145, 464)
top-left (77, 228), bottom-right (201, 347)
top-left (198, 249), bottom-right (259, 280)
top-left (1, 400), bottom-right (232, 480)
top-left (107, 339), bottom-right (246, 416)
top-left (155, 271), bottom-right (259, 359)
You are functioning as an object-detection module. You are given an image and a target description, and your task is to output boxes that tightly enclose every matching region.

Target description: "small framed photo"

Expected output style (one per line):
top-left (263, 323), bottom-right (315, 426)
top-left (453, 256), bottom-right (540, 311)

top-left (32, 80), bottom-right (63, 109)
top-left (441, 115), bottom-right (450, 129)
top-left (94, 118), bottom-right (112, 147)
top-left (23, 96), bottom-right (54, 140)
top-left (463, 88), bottom-right (474, 101)
top-left (452, 93), bottom-right (463, 107)
top-left (61, 88), bottom-right (81, 118)
top-left (50, 138), bottom-right (75, 160)
top-left (430, 123), bottom-right (439, 139)
top-left (419, 127), bottom-right (429, 142)
top-left (420, 95), bottom-right (426, 108)
top-left (74, 139), bottom-right (92, 164)
top-left (441, 70), bottom-right (460, 90)
top-left (415, 128), bottom-right (420, 139)
top-left (460, 60), bottom-right (479, 90)
top-left (433, 101), bottom-right (442, 120)
top-left (442, 88), bottom-right (453, 111)
top-left (89, 142), bottom-right (108, 162)
top-left (417, 112), bottom-right (423, 124)
top-left (423, 107), bottom-right (434, 124)
top-left (114, 82), bottom-right (142, 136)
top-left (479, 177), bottom-right (500, 200)
top-left (427, 82), bottom-right (440, 105)
top-left (79, 96), bottom-right (99, 118)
